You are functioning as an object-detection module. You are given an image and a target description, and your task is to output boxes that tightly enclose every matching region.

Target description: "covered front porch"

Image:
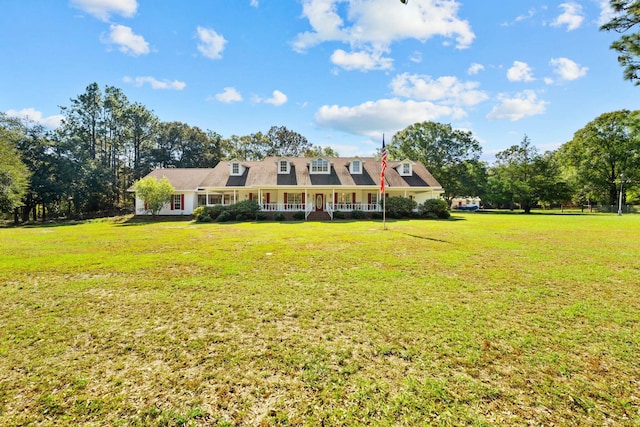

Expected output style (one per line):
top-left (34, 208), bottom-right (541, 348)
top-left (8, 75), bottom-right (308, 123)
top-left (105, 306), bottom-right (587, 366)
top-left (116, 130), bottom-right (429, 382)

top-left (197, 187), bottom-right (383, 219)
top-left (196, 186), bottom-right (441, 219)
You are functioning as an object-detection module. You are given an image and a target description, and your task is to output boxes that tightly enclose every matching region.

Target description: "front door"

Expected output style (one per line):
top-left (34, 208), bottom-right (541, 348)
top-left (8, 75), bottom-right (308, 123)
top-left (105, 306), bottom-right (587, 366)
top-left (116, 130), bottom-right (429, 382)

top-left (315, 194), bottom-right (324, 211)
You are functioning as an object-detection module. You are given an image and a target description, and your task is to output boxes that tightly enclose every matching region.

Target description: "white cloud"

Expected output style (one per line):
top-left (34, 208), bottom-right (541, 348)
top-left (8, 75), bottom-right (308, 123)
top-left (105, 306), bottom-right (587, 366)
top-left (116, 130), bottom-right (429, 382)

top-left (468, 63), bottom-right (485, 75)
top-left (5, 108), bottom-right (63, 129)
top-left (103, 24), bottom-right (149, 56)
top-left (551, 2), bottom-right (584, 31)
top-left (123, 76), bottom-right (186, 90)
top-left (254, 90), bottom-right (288, 106)
top-left (250, 0), bottom-right (259, 7)
top-left (70, 0), bottom-right (137, 21)
top-left (409, 51), bottom-right (423, 63)
top-left (196, 26), bottom-right (227, 60)
top-left (597, 0), bottom-right (616, 27)
top-left (487, 90), bottom-right (548, 121)
top-left (215, 87), bottom-right (243, 103)
top-left (292, 0), bottom-right (475, 66)
top-left (330, 48), bottom-right (393, 71)
top-left (507, 61), bottom-right (535, 82)
top-left (315, 98), bottom-right (465, 138)
top-left (549, 57), bottom-right (588, 81)
top-left (265, 90), bottom-right (288, 106)
top-left (390, 73), bottom-right (489, 107)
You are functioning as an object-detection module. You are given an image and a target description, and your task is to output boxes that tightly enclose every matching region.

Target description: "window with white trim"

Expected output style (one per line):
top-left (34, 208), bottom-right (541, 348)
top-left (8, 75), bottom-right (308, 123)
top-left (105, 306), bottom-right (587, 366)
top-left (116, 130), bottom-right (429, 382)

top-left (279, 160), bottom-right (289, 173)
top-left (288, 193), bottom-right (303, 204)
top-left (400, 162), bottom-right (412, 176)
top-left (311, 158), bottom-right (329, 173)
top-left (197, 195), bottom-right (207, 206)
top-left (351, 160), bottom-right (361, 174)
top-left (231, 162), bottom-right (240, 175)
top-left (173, 194), bottom-right (182, 210)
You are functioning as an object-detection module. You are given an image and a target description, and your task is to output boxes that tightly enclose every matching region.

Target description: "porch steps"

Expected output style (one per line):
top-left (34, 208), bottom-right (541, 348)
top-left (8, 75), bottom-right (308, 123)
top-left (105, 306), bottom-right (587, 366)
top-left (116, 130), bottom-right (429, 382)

top-left (306, 211), bottom-right (332, 221)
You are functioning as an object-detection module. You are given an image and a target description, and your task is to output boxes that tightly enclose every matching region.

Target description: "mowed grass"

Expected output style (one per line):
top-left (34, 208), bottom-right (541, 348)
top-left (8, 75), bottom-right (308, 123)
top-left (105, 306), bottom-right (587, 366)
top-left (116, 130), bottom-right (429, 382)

top-left (0, 213), bottom-right (639, 426)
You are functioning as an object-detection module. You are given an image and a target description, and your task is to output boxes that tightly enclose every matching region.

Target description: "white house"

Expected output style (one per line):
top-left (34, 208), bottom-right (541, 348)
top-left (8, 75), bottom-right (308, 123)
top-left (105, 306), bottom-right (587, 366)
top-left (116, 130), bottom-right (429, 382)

top-left (133, 157), bottom-right (444, 219)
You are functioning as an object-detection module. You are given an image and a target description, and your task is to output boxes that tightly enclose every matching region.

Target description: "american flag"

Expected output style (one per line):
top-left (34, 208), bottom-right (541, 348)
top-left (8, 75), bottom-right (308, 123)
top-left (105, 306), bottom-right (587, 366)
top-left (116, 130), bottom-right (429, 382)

top-left (380, 136), bottom-right (387, 193)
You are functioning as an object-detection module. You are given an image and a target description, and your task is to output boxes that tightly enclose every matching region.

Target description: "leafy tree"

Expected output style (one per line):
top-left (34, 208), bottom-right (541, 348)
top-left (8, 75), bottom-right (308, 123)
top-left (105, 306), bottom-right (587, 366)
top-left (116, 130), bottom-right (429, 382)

top-left (560, 110), bottom-right (639, 205)
top-left (265, 126), bottom-right (312, 157)
top-left (600, 0), bottom-right (640, 84)
top-left (0, 114), bottom-right (30, 215)
top-left (303, 145), bottom-right (339, 157)
top-left (221, 133), bottom-right (269, 161)
top-left (389, 121), bottom-right (484, 203)
top-left (126, 103), bottom-right (157, 180)
top-left (487, 135), bottom-right (569, 213)
top-left (154, 122), bottom-right (221, 168)
top-left (133, 177), bottom-right (174, 217)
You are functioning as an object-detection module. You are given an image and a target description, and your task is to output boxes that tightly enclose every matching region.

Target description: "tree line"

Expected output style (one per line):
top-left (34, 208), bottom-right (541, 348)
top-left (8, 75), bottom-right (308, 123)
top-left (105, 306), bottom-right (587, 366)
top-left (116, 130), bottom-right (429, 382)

top-left (1, 84), bottom-right (639, 222)
top-left (0, 83), bottom-right (335, 222)
top-left (387, 113), bottom-right (639, 213)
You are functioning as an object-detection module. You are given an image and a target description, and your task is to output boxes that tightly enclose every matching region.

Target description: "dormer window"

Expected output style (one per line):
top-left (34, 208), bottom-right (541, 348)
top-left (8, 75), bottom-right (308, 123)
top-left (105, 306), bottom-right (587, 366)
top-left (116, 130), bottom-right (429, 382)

top-left (229, 160), bottom-right (244, 176)
top-left (350, 159), bottom-right (362, 174)
top-left (399, 161), bottom-right (413, 176)
top-left (310, 158), bottom-right (330, 174)
top-left (278, 159), bottom-right (290, 174)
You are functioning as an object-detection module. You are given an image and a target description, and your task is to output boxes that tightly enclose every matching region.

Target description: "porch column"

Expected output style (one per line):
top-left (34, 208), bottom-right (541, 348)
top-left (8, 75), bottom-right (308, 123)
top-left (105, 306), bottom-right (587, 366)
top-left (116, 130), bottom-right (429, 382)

top-left (234, 189), bottom-right (237, 204)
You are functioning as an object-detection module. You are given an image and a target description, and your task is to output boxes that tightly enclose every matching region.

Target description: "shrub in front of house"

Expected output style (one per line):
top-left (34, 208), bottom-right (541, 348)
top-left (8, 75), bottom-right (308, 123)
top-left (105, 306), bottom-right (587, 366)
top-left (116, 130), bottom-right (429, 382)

top-left (371, 211), bottom-right (383, 220)
top-left (292, 211), bottom-right (305, 221)
top-left (351, 209), bottom-right (365, 219)
top-left (226, 200), bottom-right (260, 220)
top-left (333, 210), bottom-right (345, 219)
top-left (419, 199), bottom-right (451, 219)
top-left (216, 211), bottom-right (232, 222)
top-left (384, 196), bottom-right (417, 218)
top-left (255, 212), bottom-right (267, 221)
top-left (274, 213), bottom-right (285, 221)
top-left (235, 213), bottom-right (248, 222)
top-left (194, 201), bottom-right (260, 223)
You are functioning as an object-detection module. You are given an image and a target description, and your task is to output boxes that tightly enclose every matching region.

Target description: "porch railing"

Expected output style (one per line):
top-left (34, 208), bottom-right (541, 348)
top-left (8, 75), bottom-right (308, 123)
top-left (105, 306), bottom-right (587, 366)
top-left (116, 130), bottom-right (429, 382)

top-left (330, 203), bottom-right (380, 212)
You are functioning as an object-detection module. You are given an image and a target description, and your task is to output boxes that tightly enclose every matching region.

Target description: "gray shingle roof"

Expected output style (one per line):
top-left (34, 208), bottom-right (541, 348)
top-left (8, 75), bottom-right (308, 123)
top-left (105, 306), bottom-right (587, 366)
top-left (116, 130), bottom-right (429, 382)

top-left (140, 157), bottom-right (442, 190)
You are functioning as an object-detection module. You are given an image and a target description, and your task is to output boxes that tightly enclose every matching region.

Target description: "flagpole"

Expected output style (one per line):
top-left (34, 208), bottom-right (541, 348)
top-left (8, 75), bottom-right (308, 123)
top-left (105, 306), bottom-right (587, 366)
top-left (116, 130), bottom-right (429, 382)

top-left (380, 134), bottom-right (387, 230)
top-left (383, 189), bottom-right (386, 230)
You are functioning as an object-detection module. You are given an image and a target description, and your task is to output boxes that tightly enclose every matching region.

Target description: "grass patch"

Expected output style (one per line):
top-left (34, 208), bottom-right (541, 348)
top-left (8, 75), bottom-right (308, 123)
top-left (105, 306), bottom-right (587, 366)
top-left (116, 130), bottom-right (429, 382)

top-left (1, 214), bottom-right (639, 425)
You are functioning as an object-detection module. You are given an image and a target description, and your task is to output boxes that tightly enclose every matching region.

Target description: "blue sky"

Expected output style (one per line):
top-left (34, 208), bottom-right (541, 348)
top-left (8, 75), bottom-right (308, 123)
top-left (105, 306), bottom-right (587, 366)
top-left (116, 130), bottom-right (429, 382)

top-left (1, 0), bottom-right (637, 160)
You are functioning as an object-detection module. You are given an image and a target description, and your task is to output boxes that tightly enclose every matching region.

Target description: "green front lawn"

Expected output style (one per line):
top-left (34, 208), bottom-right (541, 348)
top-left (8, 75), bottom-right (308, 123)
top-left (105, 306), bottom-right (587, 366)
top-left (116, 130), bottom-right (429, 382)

top-left (1, 213), bottom-right (638, 425)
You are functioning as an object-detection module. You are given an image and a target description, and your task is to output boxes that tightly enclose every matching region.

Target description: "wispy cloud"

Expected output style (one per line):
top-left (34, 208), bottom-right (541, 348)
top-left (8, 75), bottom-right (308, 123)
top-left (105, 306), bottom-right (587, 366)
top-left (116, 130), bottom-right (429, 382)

top-left (487, 90), bottom-right (547, 121)
top-left (254, 90), bottom-right (288, 106)
top-left (70, 0), bottom-right (138, 21)
top-left (214, 87), bottom-right (243, 103)
top-left (468, 63), bottom-right (485, 75)
top-left (551, 2), bottom-right (584, 31)
top-left (5, 108), bottom-right (63, 129)
top-left (390, 73), bottom-right (488, 107)
top-left (123, 76), bottom-right (186, 90)
top-left (549, 57), bottom-right (588, 81)
top-left (507, 61), bottom-right (535, 82)
top-left (330, 48), bottom-right (393, 71)
top-left (315, 98), bottom-right (465, 139)
top-left (103, 24), bottom-right (149, 56)
top-left (196, 26), bottom-right (227, 59)
top-left (293, 0), bottom-right (475, 72)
